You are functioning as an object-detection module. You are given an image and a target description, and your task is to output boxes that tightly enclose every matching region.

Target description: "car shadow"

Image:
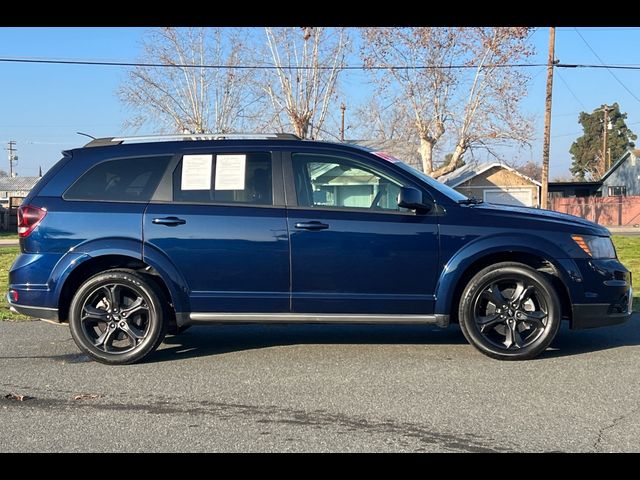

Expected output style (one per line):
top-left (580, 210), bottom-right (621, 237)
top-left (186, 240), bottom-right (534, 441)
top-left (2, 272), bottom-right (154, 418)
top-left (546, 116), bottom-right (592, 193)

top-left (149, 315), bottom-right (640, 363)
top-left (543, 316), bottom-right (640, 359)
top-left (151, 323), bottom-right (467, 363)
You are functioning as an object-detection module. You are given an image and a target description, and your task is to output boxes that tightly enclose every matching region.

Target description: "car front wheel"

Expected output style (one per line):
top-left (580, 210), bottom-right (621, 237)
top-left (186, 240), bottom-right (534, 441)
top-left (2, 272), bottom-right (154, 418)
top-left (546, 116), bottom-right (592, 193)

top-left (458, 262), bottom-right (561, 360)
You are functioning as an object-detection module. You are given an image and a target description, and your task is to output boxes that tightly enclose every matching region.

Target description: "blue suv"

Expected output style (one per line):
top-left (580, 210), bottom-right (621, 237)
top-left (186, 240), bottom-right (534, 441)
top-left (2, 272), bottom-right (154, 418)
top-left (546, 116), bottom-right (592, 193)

top-left (8, 134), bottom-right (633, 364)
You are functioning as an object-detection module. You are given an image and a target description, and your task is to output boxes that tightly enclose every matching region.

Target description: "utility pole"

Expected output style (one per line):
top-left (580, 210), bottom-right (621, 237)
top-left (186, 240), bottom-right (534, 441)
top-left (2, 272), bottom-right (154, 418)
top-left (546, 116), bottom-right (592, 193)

top-left (6, 140), bottom-right (18, 177)
top-left (340, 103), bottom-right (346, 142)
top-left (601, 104), bottom-right (614, 172)
top-left (541, 27), bottom-right (555, 210)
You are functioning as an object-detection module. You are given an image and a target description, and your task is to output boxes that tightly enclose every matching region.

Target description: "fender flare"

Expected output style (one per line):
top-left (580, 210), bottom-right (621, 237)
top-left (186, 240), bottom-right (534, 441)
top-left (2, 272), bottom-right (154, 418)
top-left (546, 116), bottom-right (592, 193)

top-left (142, 242), bottom-right (191, 314)
top-left (49, 237), bottom-right (190, 315)
top-left (434, 233), bottom-right (579, 315)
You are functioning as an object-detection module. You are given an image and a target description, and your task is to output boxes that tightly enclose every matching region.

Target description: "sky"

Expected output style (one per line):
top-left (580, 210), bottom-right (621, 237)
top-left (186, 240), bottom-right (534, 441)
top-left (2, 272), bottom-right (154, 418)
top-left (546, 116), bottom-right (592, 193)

top-left (0, 27), bottom-right (639, 179)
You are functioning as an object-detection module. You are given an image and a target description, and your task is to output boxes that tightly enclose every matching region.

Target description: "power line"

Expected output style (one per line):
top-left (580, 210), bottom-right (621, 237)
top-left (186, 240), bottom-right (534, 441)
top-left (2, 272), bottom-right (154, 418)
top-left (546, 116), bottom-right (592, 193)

top-left (0, 56), bottom-right (547, 69)
top-left (2, 55), bottom-right (640, 71)
top-left (555, 69), bottom-right (587, 110)
top-left (553, 111), bottom-right (583, 118)
top-left (573, 27), bottom-right (640, 104)
top-left (561, 27), bottom-right (640, 32)
top-left (557, 64), bottom-right (640, 70)
top-left (0, 124), bottom-right (119, 128)
top-left (552, 120), bottom-right (640, 139)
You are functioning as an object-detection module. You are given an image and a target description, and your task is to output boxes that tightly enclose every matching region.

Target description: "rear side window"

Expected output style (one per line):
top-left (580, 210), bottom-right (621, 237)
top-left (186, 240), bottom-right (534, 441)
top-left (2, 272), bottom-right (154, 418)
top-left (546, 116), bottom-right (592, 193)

top-left (64, 156), bottom-right (171, 202)
top-left (172, 152), bottom-right (272, 205)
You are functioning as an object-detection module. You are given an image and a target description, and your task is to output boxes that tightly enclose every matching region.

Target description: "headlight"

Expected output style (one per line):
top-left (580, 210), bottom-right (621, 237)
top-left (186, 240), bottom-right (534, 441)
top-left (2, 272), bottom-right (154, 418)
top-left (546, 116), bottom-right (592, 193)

top-left (571, 234), bottom-right (616, 258)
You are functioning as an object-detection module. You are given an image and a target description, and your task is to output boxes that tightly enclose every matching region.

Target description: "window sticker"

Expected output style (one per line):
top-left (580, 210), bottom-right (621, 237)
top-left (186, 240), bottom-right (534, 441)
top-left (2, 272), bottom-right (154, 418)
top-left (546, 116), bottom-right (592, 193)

top-left (181, 154), bottom-right (212, 190)
top-left (215, 154), bottom-right (246, 190)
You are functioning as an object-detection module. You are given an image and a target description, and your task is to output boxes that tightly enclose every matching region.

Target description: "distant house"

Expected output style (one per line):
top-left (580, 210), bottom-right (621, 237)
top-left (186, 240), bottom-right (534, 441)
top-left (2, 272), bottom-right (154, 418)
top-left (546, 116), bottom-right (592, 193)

top-left (548, 181), bottom-right (602, 199)
top-left (439, 162), bottom-right (542, 207)
top-left (307, 162), bottom-right (400, 209)
top-left (0, 176), bottom-right (41, 206)
top-left (548, 149), bottom-right (640, 200)
top-left (599, 149), bottom-right (640, 197)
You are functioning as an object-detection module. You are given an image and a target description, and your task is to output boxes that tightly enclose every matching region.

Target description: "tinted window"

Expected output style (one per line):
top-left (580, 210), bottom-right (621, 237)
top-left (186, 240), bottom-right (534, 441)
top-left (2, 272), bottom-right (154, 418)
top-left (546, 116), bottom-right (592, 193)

top-left (172, 152), bottom-right (272, 205)
top-left (293, 153), bottom-right (406, 212)
top-left (65, 156), bottom-right (171, 202)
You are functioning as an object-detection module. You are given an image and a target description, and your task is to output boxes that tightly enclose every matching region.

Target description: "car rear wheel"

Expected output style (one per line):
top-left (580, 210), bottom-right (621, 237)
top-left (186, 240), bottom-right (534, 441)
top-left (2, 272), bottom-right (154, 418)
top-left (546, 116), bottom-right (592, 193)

top-left (69, 269), bottom-right (167, 365)
top-left (458, 262), bottom-right (561, 360)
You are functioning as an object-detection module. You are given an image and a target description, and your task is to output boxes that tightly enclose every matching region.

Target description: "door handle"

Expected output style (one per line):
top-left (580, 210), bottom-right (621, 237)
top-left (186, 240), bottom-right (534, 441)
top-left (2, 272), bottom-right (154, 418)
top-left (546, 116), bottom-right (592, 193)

top-left (152, 217), bottom-right (186, 226)
top-left (294, 221), bottom-right (329, 231)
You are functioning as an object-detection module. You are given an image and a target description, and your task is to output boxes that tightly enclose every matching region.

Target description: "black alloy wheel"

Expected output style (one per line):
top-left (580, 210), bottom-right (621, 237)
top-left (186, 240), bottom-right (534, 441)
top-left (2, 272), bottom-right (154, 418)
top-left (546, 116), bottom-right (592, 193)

top-left (69, 269), bottom-right (167, 365)
top-left (458, 262), bottom-right (561, 360)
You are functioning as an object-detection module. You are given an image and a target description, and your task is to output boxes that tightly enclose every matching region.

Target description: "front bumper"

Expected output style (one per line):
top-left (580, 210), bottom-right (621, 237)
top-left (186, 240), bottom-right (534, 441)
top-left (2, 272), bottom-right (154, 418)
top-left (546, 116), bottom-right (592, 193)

top-left (570, 258), bottom-right (633, 329)
top-left (571, 302), bottom-right (632, 329)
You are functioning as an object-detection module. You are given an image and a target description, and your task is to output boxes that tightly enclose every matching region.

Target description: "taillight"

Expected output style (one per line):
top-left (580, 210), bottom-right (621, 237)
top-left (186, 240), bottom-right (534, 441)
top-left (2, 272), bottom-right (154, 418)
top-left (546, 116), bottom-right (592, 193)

top-left (17, 205), bottom-right (47, 238)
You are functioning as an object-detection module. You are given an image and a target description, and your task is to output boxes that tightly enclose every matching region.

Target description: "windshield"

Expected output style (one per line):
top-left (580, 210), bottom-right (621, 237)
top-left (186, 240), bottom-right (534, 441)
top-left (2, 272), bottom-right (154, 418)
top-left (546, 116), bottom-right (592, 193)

top-left (393, 161), bottom-right (469, 203)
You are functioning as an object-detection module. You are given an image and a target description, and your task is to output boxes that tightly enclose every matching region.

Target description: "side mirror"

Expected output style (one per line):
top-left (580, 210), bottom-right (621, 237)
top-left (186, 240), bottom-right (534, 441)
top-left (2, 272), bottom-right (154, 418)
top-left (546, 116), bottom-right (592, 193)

top-left (397, 187), bottom-right (429, 211)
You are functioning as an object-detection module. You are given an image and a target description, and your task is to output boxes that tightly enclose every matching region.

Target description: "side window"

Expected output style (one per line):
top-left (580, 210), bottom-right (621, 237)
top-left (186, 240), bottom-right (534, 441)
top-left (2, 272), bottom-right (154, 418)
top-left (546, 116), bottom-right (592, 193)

top-left (64, 156), bottom-right (171, 202)
top-left (292, 153), bottom-right (406, 212)
top-left (608, 186), bottom-right (627, 197)
top-left (172, 152), bottom-right (272, 205)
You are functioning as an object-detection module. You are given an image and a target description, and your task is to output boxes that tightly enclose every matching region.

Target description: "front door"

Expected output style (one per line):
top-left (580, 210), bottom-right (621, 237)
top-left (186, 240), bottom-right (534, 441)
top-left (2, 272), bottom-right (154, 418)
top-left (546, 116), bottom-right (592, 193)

top-left (286, 151), bottom-right (440, 314)
top-left (144, 150), bottom-right (289, 314)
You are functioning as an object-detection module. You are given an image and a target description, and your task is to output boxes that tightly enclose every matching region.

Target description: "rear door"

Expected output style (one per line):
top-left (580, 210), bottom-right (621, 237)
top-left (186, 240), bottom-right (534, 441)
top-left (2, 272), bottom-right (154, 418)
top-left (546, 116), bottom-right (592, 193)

top-left (143, 149), bottom-right (289, 314)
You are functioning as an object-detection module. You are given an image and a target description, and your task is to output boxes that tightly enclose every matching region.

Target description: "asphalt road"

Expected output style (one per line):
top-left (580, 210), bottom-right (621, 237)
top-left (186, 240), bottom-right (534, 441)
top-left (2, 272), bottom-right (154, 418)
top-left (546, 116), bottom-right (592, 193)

top-left (1, 317), bottom-right (639, 452)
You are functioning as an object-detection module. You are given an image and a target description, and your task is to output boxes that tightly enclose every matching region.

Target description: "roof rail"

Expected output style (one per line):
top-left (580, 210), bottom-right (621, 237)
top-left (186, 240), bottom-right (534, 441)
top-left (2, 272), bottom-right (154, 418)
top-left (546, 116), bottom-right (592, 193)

top-left (83, 133), bottom-right (301, 147)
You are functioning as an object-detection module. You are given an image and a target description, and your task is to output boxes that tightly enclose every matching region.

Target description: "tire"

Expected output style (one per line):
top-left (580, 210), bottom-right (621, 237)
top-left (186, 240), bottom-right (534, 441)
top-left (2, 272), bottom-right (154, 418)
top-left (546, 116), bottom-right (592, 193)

top-left (69, 269), bottom-right (168, 365)
top-left (458, 262), bottom-right (561, 360)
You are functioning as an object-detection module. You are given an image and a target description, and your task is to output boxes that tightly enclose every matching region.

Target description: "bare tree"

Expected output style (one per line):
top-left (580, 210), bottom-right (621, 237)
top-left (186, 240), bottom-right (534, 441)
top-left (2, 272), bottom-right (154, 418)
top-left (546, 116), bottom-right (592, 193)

top-left (433, 27), bottom-right (534, 178)
top-left (362, 27), bottom-right (458, 174)
top-left (351, 95), bottom-right (423, 169)
top-left (551, 174), bottom-right (575, 183)
top-left (517, 160), bottom-right (543, 182)
top-left (119, 27), bottom-right (259, 134)
top-left (353, 96), bottom-right (412, 140)
top-left (261, 27), bottom-right (349, 139)
top-left (361, 27), bottom-right (534, 178)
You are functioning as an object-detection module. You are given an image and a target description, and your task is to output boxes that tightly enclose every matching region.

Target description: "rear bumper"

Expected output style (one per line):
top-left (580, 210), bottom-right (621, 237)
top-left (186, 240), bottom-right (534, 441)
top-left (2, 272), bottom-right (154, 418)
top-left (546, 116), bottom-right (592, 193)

top-left (9, 302), bottom-right (59, 322)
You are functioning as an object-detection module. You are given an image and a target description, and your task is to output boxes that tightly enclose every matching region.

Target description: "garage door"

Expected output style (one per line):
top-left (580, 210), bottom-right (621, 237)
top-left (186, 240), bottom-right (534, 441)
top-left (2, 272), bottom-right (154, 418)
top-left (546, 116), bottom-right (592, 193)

top-left (483, 188), bottom-right (533, 207)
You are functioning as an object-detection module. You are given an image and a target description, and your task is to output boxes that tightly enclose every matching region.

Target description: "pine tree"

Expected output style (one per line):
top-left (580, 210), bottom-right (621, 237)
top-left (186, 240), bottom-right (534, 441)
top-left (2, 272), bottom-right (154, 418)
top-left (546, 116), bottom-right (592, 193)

top-left (569, 103), bottom-right (637, 180)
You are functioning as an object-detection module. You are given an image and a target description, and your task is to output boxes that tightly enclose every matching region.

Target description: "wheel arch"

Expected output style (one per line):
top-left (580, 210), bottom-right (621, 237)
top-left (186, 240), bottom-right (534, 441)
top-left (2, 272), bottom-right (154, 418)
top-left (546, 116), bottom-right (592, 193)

top-left (54, 253), bottom-right (186, 326)
top-left (435, 236), bottom-right (575, 324)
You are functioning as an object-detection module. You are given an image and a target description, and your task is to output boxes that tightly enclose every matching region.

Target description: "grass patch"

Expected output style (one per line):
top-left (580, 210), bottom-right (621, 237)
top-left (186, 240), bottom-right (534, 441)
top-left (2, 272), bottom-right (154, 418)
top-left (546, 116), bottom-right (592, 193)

top-left (612, 236), bottom-right (640, 312)
top-left (0, 246), bottom-right (28, 320)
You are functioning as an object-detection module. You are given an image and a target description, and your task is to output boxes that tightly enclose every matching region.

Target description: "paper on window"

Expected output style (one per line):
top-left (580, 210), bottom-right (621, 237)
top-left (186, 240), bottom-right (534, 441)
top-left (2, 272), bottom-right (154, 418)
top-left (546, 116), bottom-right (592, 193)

top-left (215, 154), bottom-right (246, 190)
top-left (181, 154), bottom-right (212, 190)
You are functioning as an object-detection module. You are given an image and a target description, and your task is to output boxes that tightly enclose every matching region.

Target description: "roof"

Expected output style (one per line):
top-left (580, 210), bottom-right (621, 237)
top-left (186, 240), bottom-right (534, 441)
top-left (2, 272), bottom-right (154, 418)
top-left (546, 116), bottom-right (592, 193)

top-left (548, 181), bottom-right (602, 187)
top-left (438, 162), bottom-right (542, 187)
top-left (600, 148), bottom-right (640, 183)
top-left (0, 176), bottom-right (41, 192)
top-left (83, 133), bottom-right (301, 148)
